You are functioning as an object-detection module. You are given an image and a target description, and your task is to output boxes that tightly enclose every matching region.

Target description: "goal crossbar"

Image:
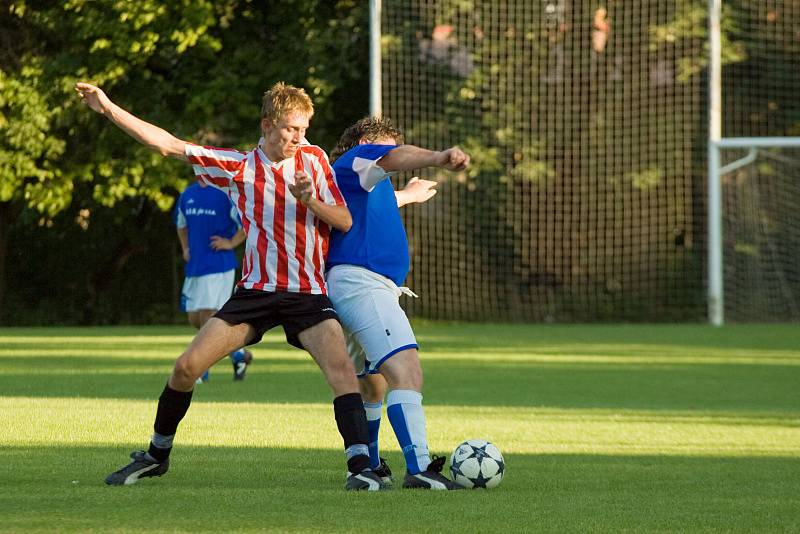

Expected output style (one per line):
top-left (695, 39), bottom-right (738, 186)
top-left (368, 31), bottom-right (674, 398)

top-left (715, 137), bottom-right (800, 149)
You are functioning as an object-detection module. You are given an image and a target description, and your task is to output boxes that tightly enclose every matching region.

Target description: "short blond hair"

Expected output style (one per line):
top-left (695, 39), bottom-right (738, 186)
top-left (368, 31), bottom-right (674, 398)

top-left (261, 82), bottom-right (314, 125)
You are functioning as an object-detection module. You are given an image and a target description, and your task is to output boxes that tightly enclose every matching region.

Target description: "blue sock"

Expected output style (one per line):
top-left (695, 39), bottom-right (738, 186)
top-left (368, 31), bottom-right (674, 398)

top-left (230, 348), bottom-right (246, 364)
top-left (386, 389), bottom-right (430, 474)
top-left (363, 401), bottom-right (383, 469)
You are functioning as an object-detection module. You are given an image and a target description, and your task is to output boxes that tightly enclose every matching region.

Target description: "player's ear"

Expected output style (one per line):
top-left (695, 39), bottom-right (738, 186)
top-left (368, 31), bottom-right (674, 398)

top-left (358, 136), bottom-right (370, 145)
top-left (260, 118), bottom-right (272, 135)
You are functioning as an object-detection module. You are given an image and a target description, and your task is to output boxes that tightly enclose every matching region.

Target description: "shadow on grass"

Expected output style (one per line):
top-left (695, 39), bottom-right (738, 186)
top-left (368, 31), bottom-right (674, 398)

top-left (1, 324), bottom-right (799, 415)
top-left (1, 353), bottom-right (798, 415)
top-left (412, 322), bottom-right (800, 352)
top-left (4, 322), bottom-right (800, 351)
top-left (0, 445), bottom-right (798, 532)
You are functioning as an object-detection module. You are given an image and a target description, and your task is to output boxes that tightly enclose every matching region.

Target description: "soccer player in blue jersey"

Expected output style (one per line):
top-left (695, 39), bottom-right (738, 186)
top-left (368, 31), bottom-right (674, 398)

top-left (326, 117), bottom-right (470, 490)
top-left (175, 181), bottom-right (252, 382)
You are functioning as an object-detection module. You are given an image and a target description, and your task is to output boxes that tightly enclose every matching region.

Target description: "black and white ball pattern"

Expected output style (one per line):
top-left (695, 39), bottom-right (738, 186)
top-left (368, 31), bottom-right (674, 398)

top-left (449, 439), bottom-right (505, 489)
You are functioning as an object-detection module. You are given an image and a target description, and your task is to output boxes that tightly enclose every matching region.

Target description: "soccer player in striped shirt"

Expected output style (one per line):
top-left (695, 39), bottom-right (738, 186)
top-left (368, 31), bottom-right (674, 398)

top-left (326, 117), bottom-right (470, 490)
top-left (76, 81), bottom-right (383, 491)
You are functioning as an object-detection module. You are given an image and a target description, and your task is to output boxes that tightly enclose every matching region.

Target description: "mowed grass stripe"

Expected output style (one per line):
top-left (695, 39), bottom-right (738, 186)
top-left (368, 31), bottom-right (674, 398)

top-left (3, 347), bottom-right (800, 366)
top-left (0, 324), bottom-right (799, 533)
top-left (2, 396), bottom-right (798, 456)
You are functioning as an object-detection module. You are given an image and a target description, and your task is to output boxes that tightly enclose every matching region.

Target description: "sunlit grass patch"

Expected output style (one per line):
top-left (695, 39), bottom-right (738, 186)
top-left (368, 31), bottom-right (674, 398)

top-left (0, 323), bottom-right (798, 532)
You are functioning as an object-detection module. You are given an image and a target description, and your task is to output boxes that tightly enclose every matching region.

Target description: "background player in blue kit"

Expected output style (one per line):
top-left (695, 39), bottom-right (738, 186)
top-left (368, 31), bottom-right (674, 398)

top-left (176, 181), bottom-right (252, 382)
top-left (326, 117), bottom-right (470, 490)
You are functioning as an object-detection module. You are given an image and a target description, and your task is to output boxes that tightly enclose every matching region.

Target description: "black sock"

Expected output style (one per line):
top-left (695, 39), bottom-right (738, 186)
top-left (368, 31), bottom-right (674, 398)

top-left (347, 453), bottom-right (370, 474)
top-left (334, 392), bottom-right (371, 472)
top-left (333, 392), bottom-right (370, 448)
top-left (148, 384), bottom-right (193, 462)
top-left (148, 442), bottom-right (170, 463)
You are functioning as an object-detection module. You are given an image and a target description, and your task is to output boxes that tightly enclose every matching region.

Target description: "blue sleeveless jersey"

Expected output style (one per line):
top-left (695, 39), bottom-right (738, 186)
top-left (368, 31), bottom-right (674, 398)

top-left (327, 144), bottom-right (409, 285)
top-left (175, 182), bottom-right (241, 277)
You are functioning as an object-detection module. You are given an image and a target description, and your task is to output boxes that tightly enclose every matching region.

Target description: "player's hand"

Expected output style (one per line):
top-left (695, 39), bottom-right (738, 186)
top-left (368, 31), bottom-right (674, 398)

top-left (438, 147), bottom-right (470, 172)
top-left (288, 171), bottom-right (313, 205)
top-left (402, 177), bottom-right (438, 204)
top-left (74, 82), bottom-right (112, 115)
top-left (209, 235), bottom-right (233, 251)
top-left (182, 248), bottom-right (190, 262)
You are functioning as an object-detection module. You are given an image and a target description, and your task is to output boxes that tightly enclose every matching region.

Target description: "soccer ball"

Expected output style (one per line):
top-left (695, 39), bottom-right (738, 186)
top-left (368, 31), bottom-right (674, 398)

top-left (449, 439), bottom-right (505, 489)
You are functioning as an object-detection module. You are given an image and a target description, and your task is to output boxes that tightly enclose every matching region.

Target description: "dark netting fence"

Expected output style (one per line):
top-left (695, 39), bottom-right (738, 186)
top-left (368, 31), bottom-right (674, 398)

top-left (718, 2), bottom-right (800, 322)
top-left (382, 1), bottom-right (707, 321)
top-left (381, 0), bottom-right (800, 322)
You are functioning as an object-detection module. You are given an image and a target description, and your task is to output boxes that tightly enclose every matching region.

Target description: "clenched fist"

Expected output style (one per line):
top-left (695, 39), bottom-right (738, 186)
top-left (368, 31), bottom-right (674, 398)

top-left (438, 147), bottom-right (470, 172)
top-left (288, 171), bottom-right (313, 204)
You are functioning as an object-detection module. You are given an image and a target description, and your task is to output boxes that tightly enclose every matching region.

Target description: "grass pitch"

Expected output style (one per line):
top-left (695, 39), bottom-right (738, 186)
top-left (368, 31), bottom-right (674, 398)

top-left (1, 323), bottom-right (798, 533)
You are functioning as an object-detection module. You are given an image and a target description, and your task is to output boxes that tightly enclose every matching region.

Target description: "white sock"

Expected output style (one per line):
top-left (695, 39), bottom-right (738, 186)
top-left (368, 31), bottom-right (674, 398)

top-left (386, 389), bottom-right (430, 474)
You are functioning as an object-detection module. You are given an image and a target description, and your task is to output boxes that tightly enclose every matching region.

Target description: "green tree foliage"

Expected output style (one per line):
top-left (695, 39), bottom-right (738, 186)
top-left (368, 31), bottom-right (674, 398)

top-left (1, 0), bottom-right (369, 323)
top-left (3, 0), bottom-right (367, 211)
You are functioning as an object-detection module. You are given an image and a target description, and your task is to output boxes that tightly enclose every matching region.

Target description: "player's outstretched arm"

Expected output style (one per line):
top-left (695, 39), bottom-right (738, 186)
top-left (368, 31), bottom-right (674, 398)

top-left (75, 82), bottom-right (188, 161)
top-left (377, 145), bottom-right (470, 173)
top-left (395, 177), bottom-right (438, 207)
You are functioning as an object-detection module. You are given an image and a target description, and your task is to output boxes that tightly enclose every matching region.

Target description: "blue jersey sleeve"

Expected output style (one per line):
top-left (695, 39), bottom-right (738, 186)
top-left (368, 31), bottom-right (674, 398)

top-left (338, 144), bottom-right (399, 192)
top-left (350, 143), bottom-right (398, 161)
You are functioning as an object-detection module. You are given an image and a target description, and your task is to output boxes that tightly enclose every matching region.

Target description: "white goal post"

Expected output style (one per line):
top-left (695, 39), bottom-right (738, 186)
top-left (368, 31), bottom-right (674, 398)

top-left (369, 0), bottom-right (382, 118)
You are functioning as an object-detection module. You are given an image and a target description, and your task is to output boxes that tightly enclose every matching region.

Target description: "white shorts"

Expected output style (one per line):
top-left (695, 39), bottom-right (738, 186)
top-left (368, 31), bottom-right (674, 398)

top-left (326, 265), bottom-right (418, 376)
top-left (181, 269), bottom-right (236, 312)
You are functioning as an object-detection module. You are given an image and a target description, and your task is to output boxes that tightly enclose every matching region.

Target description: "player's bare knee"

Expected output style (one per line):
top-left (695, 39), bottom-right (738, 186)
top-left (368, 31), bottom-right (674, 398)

top-left (408, 366), bottom-right (423, 390)
top-left (380, 352), bottom-right (423, 391)
top-left (359, 378), bottom-right (387, 403)
top-left (321, 357), bottom-right (358, 389)
top-left (386, 375), bottom-right (422, 392)
top-left (172, 353), bottom-right (201, 383)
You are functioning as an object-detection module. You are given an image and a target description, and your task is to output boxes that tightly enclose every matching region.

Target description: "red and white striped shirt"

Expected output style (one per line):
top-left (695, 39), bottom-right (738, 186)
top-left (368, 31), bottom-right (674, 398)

top-left (185, 142), bottom-right (346, 294)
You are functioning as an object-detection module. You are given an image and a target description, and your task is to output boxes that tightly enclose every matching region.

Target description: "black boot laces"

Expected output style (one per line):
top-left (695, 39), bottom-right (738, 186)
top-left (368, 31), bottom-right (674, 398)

top-left (427, 455), bottom-right (446, 473)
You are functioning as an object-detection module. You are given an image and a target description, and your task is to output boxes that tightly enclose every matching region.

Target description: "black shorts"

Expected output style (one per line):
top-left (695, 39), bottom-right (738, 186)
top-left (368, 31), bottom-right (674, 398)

top-left (214, 289), bottom-right (340, 349)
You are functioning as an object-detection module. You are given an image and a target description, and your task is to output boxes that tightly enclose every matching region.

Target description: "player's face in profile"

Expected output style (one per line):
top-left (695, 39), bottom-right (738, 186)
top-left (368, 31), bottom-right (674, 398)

top-left (263, 111), bottom-right (310, 161)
